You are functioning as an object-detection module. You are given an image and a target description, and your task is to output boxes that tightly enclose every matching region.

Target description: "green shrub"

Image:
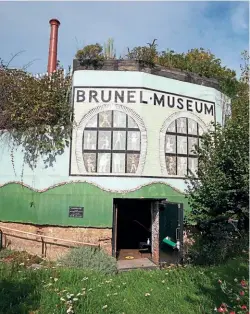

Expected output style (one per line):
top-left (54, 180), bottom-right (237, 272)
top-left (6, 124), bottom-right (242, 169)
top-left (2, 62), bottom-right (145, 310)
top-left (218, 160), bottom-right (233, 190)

top-left (126, 40), bottom-right (158, 67)
top-left (75, 44), bottom-right (104, 69)
top-left (58, 246), bottom-right (117, 275)
top-left (187, 222), bottom-right (249, 265)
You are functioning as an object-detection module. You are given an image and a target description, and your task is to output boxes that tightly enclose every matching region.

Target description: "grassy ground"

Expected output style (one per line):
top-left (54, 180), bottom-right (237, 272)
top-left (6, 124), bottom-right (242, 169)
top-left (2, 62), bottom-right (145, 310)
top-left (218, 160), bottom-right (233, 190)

top-left (0, 254), bottom-right (248, 314)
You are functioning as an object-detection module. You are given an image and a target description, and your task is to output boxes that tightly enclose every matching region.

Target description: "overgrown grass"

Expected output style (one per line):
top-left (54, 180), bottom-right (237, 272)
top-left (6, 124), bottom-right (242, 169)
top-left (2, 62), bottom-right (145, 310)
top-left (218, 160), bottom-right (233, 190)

top-left (0, 255), bottom-right (248, 314)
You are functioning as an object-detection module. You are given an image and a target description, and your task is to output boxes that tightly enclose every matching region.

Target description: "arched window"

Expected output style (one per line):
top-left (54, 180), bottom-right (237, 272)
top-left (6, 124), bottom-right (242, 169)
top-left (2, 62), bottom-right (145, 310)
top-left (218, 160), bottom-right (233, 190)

top-left (82, 110), bottom-right (141, 174)
top-left (164, 117), bottom-right (204, 176)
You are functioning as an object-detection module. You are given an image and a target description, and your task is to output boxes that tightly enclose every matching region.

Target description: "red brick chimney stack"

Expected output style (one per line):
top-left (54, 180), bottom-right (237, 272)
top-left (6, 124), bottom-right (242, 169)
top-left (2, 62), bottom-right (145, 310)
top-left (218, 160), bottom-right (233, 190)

top-left (47, 18), bottom-right (60, 74)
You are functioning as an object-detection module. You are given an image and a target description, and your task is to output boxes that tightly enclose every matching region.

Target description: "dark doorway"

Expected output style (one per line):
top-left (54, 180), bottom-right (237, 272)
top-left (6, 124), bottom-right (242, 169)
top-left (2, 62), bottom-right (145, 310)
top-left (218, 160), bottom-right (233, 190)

top-left (113, 199), bottom-right (152, 259)
top-left (113, 198), bottom-right (184, 265)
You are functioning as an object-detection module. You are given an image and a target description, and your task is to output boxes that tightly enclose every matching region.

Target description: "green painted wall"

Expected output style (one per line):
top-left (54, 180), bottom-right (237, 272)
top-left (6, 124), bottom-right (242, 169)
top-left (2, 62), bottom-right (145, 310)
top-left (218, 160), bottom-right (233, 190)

top-left (0, 182), bottom-right (189, 227)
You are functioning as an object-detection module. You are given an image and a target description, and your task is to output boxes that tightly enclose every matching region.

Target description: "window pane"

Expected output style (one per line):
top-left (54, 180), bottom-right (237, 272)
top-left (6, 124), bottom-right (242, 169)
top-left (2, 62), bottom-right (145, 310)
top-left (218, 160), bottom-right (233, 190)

top-left (97, 153), bottom-right (111, 173)
top-left (188, 158), bottom-right (198, 175)
top-left (166, 156), bottom-right (176, 175)
top-left (127, 131), bottom-right (140, 151)
top-left (165, 135), bottom-right (176, 153)
top-left (127, 154), bottom-right (140, 173)
top-left (177, 118), bottom-right (187, 134)
top-left (188, 119), bottom-right (198, 135)
top-left (83, 153), bottom-right (96, 172)
top-left (113, 111), bottom-right (126, 128)
top-left (98, 131), bottom-right (111, 150)
top-left (177, 157), bottom-right (187, 176)
top-left (167, 121), bottom-right (176, 133)
top-left (188, 137), bottom-right (198, 155)
top-left (99, 111), bottom-right (112, 128)
top-left (177, 136), bottom-right (187, 154)
top-left (128, 116), bottom-right (138, 129)
top-left (113, 131), bottom-right (126, 150)
top-left (83, 131), bottom-right (97, 150)
top-left (112, 153), bottom-right (125, 173)
top-left (86, 115), bottom-right (97, 128)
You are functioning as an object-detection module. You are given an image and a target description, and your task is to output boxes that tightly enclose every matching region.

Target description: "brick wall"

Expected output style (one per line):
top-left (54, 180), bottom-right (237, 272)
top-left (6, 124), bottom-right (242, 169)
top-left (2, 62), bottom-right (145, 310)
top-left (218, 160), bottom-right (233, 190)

top-left (0, 222), bottom-right (112, 260)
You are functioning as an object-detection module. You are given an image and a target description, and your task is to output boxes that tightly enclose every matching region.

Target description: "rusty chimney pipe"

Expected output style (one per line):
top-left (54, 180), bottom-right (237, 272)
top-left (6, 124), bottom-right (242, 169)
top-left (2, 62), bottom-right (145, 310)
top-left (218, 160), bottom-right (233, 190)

top-left (47, 18), bottom-right (60, 74)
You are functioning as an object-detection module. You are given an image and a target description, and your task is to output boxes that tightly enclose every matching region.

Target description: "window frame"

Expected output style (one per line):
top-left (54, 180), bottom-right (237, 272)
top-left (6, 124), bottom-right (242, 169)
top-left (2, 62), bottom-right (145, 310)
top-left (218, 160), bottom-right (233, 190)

top-left (165, 118), bottom-right (201, 176)
top-left (83, 111), bottom-right (141, 174)
top-left (159, 112), bottom-right (208, 177)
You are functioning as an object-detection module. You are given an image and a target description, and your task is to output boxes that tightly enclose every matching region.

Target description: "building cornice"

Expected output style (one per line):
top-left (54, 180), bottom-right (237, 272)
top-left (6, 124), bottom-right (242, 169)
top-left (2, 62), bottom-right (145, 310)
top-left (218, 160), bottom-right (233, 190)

top-left (73, 59), bottom-right (220, 90)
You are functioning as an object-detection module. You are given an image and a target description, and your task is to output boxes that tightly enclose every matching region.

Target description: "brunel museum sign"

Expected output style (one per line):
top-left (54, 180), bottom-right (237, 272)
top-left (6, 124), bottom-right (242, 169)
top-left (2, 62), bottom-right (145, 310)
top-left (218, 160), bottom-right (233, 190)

top-left (74, 87), bottom-right (215, 116)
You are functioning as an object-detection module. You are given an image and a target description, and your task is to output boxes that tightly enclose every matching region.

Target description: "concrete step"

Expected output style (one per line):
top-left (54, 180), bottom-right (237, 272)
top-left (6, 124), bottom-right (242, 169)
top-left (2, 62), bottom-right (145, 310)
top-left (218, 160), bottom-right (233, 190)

top-left (117, 258), bottom-right (157, 272)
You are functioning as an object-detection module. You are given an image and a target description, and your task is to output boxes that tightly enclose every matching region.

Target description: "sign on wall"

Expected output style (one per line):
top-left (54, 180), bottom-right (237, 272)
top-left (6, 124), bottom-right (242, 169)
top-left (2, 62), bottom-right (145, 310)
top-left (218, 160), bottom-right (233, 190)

top-left (70, 86), bottom-right (216, 179)
top-left (74, 87), bottom-right (215, 117)
top-left (69, 207), bottom-right (84, 218)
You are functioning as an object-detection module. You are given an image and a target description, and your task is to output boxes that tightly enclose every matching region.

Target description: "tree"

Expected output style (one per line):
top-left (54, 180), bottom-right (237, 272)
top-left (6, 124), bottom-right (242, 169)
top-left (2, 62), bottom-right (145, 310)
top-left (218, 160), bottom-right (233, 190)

top-left (184, 51), bottom-right (249, 264)
top-left (186, 51), bottom-right (249, 231)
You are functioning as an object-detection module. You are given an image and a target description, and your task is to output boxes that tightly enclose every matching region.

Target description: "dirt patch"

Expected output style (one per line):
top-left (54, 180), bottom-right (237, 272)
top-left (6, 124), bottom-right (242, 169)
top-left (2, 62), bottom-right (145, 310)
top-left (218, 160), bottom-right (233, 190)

top-left (0, 249), bottom-right (54, 267)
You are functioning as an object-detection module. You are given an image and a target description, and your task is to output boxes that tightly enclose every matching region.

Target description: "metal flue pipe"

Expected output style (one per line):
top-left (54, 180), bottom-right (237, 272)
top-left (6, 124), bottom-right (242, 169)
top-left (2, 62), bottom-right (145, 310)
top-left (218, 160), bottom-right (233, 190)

top-left (47, 18), bottom-right (60, 74)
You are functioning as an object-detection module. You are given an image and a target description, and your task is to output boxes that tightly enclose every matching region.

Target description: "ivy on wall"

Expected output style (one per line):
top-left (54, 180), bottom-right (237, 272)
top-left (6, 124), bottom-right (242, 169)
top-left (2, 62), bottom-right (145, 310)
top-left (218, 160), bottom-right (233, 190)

top-left (0, 59), bottom-right (72, 170)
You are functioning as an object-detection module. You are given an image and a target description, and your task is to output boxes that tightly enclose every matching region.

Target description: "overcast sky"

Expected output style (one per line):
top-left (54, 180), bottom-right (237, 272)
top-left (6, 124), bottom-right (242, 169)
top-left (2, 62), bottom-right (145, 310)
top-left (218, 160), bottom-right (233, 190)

top-left (0, 1), bottom-right (249, 75)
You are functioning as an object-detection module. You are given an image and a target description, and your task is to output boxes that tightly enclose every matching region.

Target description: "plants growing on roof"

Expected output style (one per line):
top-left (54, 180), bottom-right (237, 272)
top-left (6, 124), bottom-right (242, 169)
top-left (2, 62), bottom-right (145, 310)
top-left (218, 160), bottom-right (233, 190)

top-left (126, 39), bottom-right (158, 67)
top-left (75, 41), bottom-right (238, 96)
top-left (75, 43), bottom-right (104, 69)
top-left (103, 38), bottom-right (116, 60)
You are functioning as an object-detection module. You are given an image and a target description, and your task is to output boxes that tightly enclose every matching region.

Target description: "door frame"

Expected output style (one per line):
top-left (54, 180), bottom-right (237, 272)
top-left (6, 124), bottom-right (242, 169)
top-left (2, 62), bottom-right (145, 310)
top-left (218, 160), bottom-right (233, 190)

top-left (112, 198), bottom-right (183, 261)
top-left (112, 198), bottom-right (155, 258)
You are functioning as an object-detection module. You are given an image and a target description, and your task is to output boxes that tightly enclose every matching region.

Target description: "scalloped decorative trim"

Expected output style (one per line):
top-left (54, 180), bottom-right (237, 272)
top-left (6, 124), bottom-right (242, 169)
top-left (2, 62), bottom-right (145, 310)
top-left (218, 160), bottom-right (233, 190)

top-left (0, 180), bottom-right (184, 195)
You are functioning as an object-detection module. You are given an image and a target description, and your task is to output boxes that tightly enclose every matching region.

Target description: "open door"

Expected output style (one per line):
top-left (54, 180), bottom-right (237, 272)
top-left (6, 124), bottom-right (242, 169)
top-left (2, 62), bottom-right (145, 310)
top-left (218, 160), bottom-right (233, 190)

top-left (112, 203), bottom-right (118, 257)
top-left (113, 198), bottom-right (152, 260)
top-left (159, 202), bottom-right (183, 264)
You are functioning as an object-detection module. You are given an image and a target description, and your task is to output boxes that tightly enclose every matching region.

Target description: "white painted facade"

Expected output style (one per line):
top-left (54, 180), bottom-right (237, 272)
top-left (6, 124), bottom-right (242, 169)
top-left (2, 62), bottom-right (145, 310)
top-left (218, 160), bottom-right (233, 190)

top-left (0, 70), bottom-right (230, 194)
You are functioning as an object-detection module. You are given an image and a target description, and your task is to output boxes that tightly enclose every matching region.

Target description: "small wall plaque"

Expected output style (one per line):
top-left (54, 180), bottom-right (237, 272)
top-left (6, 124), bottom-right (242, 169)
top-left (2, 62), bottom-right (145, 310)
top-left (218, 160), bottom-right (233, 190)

top-left (69, 207), bottom-right (84, 218)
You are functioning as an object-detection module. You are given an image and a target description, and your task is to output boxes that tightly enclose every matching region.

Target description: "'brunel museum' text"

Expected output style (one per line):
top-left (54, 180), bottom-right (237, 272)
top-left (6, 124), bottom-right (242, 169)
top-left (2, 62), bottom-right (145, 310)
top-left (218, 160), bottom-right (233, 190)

top-left (75, 87), bottom-right (215, 116)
